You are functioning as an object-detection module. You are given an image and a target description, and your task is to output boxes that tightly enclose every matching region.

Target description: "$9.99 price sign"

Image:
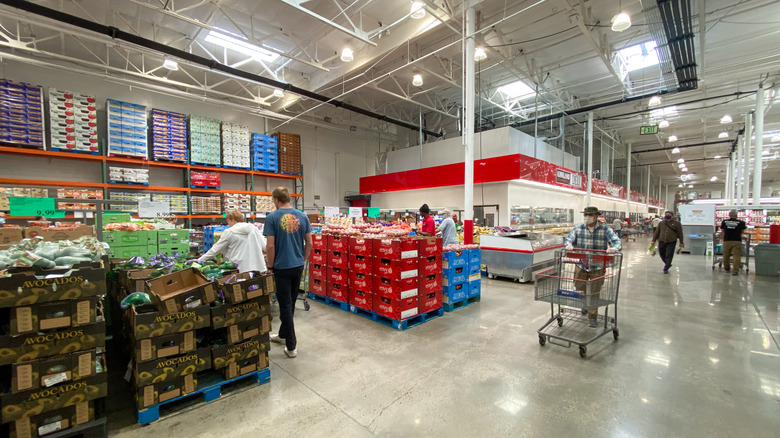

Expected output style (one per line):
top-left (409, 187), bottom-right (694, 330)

top-left (8, 197), bottom-right (66, 218)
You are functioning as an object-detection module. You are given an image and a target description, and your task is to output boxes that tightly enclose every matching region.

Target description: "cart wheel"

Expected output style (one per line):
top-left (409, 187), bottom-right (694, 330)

top-left (304, 300), bottom-right (311, 311)
top-left (613, 328), bottom-right (619, 340)
top-left (488, 274), bottom-right (495, 279)
top-left (579, 346), bottom-right (587, 357)
top-left (538, 335), bottom-right (546, 346)
top-left (557, 316), bottom-right (563, 327)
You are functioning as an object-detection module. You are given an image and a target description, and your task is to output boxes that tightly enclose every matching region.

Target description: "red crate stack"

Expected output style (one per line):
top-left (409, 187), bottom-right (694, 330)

top-left (309, 234), bottom-right (328, 297)
top-left (372, 237), bottom-right (422, 320)
top-left (190, 170), bottom-right (221, 188)
top-left (326, 235), bottom-right (350, 303)
top-left (348, 236), bottom-right (374, 311)
top-left (417, 236), bottom-right (444, 314)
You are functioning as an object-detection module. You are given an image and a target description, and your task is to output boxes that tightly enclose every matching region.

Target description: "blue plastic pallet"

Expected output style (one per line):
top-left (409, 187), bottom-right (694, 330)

top-left (307, 292), bottom-right (350, 311)
top-left (443, 294), bottom-right (481, 312)
top-left (190, 185), bottom-right (221, 190)
top-left (109, 180), bottom-right (149, 186)
top-left (349, 305), bottom-right (444, 331)
top-left (137, 367), bottom-right (271, 425)
top-left (50, 147), bottom-right (100, 155)
top-left (222, 165), bottom-right (251, 170)
top-left (190, 161), bottom-right (222, 168)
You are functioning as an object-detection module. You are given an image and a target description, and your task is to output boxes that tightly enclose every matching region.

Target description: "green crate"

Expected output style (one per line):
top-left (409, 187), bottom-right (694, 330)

top-left (109, 245), bottom-right (149, 258)
top-left (147, 243), bottom-right (159, 256)
top-left (157, 229), bottom-right (189, 245)
top-left (102, 230), bottom-right (153, 246)
top-left (102, 213), bottom-right (132, 224)
top-left (158, 244), bottom-right (190, 257)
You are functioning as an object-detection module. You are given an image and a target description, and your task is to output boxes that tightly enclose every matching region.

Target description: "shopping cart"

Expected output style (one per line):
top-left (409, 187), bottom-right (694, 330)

top-left (270, 262), bottom-right (311, 311)
top-left (712, 234), bottom-right (751, 274)
top-left (535, 249), bottom-right (623, 357)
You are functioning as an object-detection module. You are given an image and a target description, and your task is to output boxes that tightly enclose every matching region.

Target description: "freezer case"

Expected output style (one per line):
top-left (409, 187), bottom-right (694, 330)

top-left (480, 232), bottom-right (564, 282)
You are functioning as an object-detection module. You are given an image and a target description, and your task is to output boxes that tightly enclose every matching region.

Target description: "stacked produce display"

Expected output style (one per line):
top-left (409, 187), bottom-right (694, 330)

top-left (254, 195), bottom-right (275, 213)
top-left (106, 99), bottom-right (147, 158)
top-left (221, 123), bottom-right (250, 169)
top-left (109, 167), bottom-right (150, 185)
top-left (0, 79), bottom-right (45, 149)
top-left (151, 194), bottom-right (188, 214)
top-left (273, 132), bottom-right (301, 175)
top-left (252, 134), bottom-right (277, 173)
top-left (103, 222), bottom-right (191, 258)
top-left (190, 195), bottom-right (222, 214)
top-left (190, 171), bottom-right (220, 189)
top-left (48, 88), bottom-right (98, 154)
top-left (150, 109), bottom-right (188, 163)
top-left (109, 192), bottom-right (151, 213)
top-left (442, 244), bottom-right (482, 311)
top-left (189, 115), bottom-right (221, 167)
top-left (56, 189), bottom-right (103, 211)
top-left (223, 193), bottom-right (251, 212)
top-left (0, 237), bottom-right (108, 437)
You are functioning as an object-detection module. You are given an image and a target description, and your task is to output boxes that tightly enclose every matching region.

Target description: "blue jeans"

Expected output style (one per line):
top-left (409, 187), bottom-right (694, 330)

top-left (273, 266), bottom-right (304, 351)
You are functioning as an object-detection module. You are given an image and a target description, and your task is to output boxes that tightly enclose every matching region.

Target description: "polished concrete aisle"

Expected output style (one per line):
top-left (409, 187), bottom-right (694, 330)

top-left (109, 237), bottom-right (780, 437)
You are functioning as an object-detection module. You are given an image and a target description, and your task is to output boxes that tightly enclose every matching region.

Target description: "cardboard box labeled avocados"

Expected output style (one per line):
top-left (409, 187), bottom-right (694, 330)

top-left (219, 351), bottom-right (269, 380)
top-left (133, 347), bottom-right (211, 386)
top-left (134, 331), bottom-right (195, 363)
top-left (122, 268), bottom-right (156, 293)
top-left (211, 295), bottom-right (270, 329)
top-left (10, 349), bottom-right (99, 393)
top-left (136, 373), bottom-right (196, 410)
top-left (216, 271), bottom-right (274, 304)
top-left (221, 315), bottom-right (270, 345)
top-left (212, 333), bottom-right (270, 370)
top-left (146, 268), bottom-right (216, 314)
top-left (0, 322), bottom-right (105, 366)
top-left (0, 372), bottom-right (107, 423)
top-left (7, 400), bottom-right (96, 438)
top-left (126, 303), bottom-right (210, 340)
top-left (0, 262), bottom-right (106, 308)
top-left (7, 297), bottom-right (101, 335)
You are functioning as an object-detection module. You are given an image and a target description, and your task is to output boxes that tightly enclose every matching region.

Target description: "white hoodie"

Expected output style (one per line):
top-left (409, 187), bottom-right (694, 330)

top-left (199, 222), bottom-right (267, 273)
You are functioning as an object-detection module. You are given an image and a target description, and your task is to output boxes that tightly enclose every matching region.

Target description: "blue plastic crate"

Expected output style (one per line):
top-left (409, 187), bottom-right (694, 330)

top-left (468, 264), bottom-right (481, 276)
top-left (468, 248), bottom-right (481, 265)
top-left (443, 283), bottom-right (468, 303)
top-left (468, 281), bottom-right (481, 298)
top-left (443, 266), bottom-right (467, 286)
top-left (442, 250), bottom-right (467, 269)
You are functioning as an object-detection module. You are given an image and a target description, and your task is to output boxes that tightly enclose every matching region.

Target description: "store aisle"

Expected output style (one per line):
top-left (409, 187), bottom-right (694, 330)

top-left (109, 237), bottom-right (780, 437)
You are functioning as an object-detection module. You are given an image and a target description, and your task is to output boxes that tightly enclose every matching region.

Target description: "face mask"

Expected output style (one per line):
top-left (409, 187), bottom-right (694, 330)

top-left (585, 215), bottom-right (597, 225)
top-left (664, 215), bottom-right (672, 220)
top-left (0, 217), bottom-right (4, 224)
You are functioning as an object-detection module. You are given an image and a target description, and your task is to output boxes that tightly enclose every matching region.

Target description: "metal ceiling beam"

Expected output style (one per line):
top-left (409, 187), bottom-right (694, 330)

top-left (277, 0), bottom-right (377, 46)
top-left (368, 83), bottom-right (458, 119)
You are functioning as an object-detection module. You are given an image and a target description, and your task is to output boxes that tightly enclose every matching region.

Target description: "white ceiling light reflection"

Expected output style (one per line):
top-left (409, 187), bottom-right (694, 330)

top-left (644, 351), bottom-right (670, 367)
top-left (495, 397), bottom-right (527, 415)
top-left (709, 357), bottom-right (720, 364)
top-left (663, 337), bottom-right (672, 344)
top-left (709, 342), bottom-right (718, 351)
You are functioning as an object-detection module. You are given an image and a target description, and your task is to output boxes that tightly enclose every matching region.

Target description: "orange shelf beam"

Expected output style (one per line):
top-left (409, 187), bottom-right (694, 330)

top-left (0, 178), bottom-right (106, 189)
top-left (107, 183), bottom-right (189, 192)
top-left (0, 146), bottom-right (104, 163)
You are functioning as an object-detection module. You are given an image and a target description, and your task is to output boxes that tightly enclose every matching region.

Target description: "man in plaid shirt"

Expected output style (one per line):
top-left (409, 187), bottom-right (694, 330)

top-left (564, 206), bottom-right (621, 327)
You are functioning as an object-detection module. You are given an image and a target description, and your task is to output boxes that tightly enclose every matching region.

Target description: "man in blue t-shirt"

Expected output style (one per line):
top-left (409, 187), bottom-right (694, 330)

top-left (264, 187), bottom-right (312, 358)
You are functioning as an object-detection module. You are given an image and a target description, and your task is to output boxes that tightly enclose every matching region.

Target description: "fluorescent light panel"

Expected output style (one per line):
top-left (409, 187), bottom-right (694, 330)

top-left (204, 29), bottom-right (280, 63)
top-left (498, 80), bottom-right (536, 100)
top-left (617, 41), bottom-right (658, 71)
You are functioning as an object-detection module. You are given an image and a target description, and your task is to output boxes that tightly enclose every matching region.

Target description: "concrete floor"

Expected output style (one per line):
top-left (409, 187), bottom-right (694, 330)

top-left (108, 236), bottom-right (780, 437)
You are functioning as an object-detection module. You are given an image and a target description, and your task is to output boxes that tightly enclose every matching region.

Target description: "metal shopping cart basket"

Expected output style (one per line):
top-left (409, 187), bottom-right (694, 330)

top-left (712, 234), bottom-right (751, 274)
top-left (535, 249), bottom-right (623, 357)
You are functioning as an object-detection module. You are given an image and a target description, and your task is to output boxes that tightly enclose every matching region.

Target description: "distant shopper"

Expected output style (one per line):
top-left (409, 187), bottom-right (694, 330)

top-left (612, 217), bottom-right (624, 238)
top-left (720, 210), bottom-right (747, 276)
top-left (564, 207), bottom-right (621, 328)
top-left (418, 204), bottom-right (436, 236)
top-left (651, 215), bottom-right (662, 231)
top-left (438, 208), bottom-right (458, 246)
top-left (197, 209), bottom-right (267, 273)
top-left (265, 187), bottom-right (312, 359)
top-left (651, 210), bottom-right (684, 274)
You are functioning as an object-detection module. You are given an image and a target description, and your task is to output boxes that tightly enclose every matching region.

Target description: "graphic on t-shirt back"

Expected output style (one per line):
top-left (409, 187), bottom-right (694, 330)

top-left (280, 213), bottom-right (301, 233)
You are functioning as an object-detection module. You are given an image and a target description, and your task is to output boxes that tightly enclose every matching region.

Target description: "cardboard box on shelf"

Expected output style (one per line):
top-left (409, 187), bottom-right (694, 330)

top-left (211, 295), bottom-right (270, 329)
top-left (0, 227), bottom-right (23, 245)
top-left (146, 268), bottom-right (216, 314)
top-left (215, 271), bottom-right (273, 305)
top-left (125, 303), bottom-right (210, 340)
top-left (0, 262), bottom-right (106, 308)
top-left (0, 372), bottom-right (107, 424)
top-left (8, 297), bottom-right (100, 335)
top-left (134, 331), bottom-right (196, 363)
top-left (8, 400), bottom-right (96, 438)
top-left (133, 347), bottom-right (211, 386)
top-left (211, 333), bottom-right (270, 370)
top-left (136, 373), bottom-right (195, 410)
top-left (10, 349), bottom-right (99, 394)
top-left (23, 225), bottom-right (94, 242)
top-left (0, 321), bottom-right (105, 366)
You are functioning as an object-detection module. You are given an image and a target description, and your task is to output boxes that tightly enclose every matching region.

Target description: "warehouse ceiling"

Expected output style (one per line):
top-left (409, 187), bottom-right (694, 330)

top-left (0, 0), bottom-right (778, 192)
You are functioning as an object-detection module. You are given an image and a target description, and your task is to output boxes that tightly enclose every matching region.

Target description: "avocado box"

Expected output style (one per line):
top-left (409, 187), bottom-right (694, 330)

top-left (0, 262), bottom-right (106, 308)
top-left (0, 372), bottom-right (107, 423)
top-left (219, 351), bottom-right (268, 380)
top-left (6, 400), bottom-right (96, 438)
top-left (211, 333), bottom-right (270, 370)
top-left (6, 297), bottom-right (101, 335)
top-left (146, 268), bottom-right (216, 315)
top-left (0, 322), bottom-right (106, 366)
top-left (126, 303), bottom-right (210, 340)
top-left (10, 349), bottom-right (100, 393)
top-left (133, 347), bottom-right (211, 386)
top-left (210, 295), bottom-right (270, 329)
top-left (122, 269), bottom-right (156, 293)
top-left (134, 331), bottom-right (196, 363)
top-left (220, 315), bottom-right (270, 345)
top-left (216, 271), bottom-right (274, 304)
top-left (136, 373), bottom-right (196, 410)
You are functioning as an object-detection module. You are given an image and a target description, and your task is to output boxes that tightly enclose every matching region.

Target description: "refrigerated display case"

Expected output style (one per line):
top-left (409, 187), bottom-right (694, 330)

top-left (481, 230), bottom-right (564, 282)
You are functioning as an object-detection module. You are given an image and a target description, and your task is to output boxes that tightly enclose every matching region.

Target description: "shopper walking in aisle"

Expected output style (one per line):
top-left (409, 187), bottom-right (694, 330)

top-left (612, 217), bottom-right (624, 239)
top-left (651, 215), bottom-right (662, 234)
top-left (651, 210), bottom-right (684, 274)
top-left (418, 204), bottom-right (436, 236)
top-left (437, 208), bottom-right (458, 246)
top-left (720, 210), bottom-right (747, 276)
top-left (197, 209), bottom-right (267, 273)
top-left (564, 207), bottom-right (621, 327)
top-left (265, 187), bottom-right (312, 359)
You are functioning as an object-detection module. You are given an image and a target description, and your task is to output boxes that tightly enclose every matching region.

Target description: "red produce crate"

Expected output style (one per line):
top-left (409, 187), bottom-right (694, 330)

top-left (417, 236), bottom-right (443, 257)
top-left (349, 289), bottom-right (372, 311)
top-left (309, 263), bottom-right (327, 281)
top-left (376, 276), bottom-right (418, 300)
top-left (349, 236), bottom-right (373, 256)
top-left (328, 266), bottom-right (349, 285)
top-left (349, 254), bottom-right (372, 274)
top-left (327, 282), bottom-right (349, 302)
top-left (328, 250), bottom-right (348, 268)
top-left (374, 295), bottom-right (419, 320)
top-left (373, 238), bottom-right (418, 259)
top-left (374, 257), bottom-right (419, 279)
top-left (419, 273), bottom-right (443, 295)
top-left (309, 277), bottom-right (326, 296)
top-left (419, 290), bottom-right (443, 313)
top-left (418, 255), bottom-right (442, 276)
top-left (328, 234), bottom-right (349, 252)
top-left (350, 272), bottom-right (373, 290)
top-left (310, 248), bottom-right (326, 265)
top-left (312, 234), bottom-right (327, 250)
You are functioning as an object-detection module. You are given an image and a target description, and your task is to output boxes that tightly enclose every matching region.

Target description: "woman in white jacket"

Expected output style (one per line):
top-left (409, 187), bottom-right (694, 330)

top-left (198, 210), bottom-right (267, 272)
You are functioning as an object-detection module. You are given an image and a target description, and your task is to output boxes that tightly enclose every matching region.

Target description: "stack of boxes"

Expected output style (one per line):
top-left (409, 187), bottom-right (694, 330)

top-left (190, 171), bottom-right (220, 188)
top-left (191, 195), bottom-right (221, 214)
top-left (157, 229), bottom-right (190, 257)
top-left (221, 123), bottom-right (250, 169)
top-left (373, 238), bottom-right (422, 320)
top-left (418, 237), bottom-right (444, 314)
top-left (107, 99), bottom-right (147, 158)
top-left (108, 192), bottom-right (151, 213)
top-left (151, 194), bottom-right (188, 214)
top-left (0, 188), bottom-right (47, 210)
top-left (467, 248), bottom-right (481, 297)
top-left (308, 234), bottom-right (328, 298)
top-left (48, 88), bottom-right (97, 153)
top-left (0, 262), bottom-right (108, 437)
top-left (252, 133), bottom-right (278, 172)
top-left (109, 167), bottom-right (150, 185)
top-left (254, 195), bottom-right (275, 213)
top-left (150, 109), bottom-right (188, 162)
top-left (189, 115), bottom-right (221, 166)
top-left (223, 193), bottom-right (251, 212)
top-left (442, 246), bottom-right (482, 305)
top-left (348, 236), bottom-right (373, 311)
top-left (103, 229), bottom-right (157, 258)
top-left (203, 225), bottom-right (228, 252)
top-left (273, 132), bottom-right (301, 175)
top-left (326, 235), bottom-right (350, 303)
top-left (0, 79), bottom-right (45, 149)
top-left (56, 188), bottom-right (103, 211)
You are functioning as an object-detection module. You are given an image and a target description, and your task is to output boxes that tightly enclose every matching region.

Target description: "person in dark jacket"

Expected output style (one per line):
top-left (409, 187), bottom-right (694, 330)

top-left (651, 210), bottom-right (684, 274)
top-left (720, 209), bottom-right (747, 276)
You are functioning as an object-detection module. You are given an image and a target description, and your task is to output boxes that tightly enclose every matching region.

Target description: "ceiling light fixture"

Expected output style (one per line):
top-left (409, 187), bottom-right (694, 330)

top-left (204, 29), bottom-right (280, 62)
top-left (410, 1), bottom-right (426, 19)
top-left (611, 12), bottom-right (632, 32)
top-left (678, 184), bottom-right (684, 187)
top-left (713, 155), bottom-right (721, 159)
top-left (412, 74), bottom-right (423, 87)
top-left (273, 89), bottom-right (284, 98)
top-left (671, 147), bottom-right (680, 154)
top-left (649, 95), bottom-right (662, 106)
top-left (668, 135), bottom-right (678, 142)
top-left (771, 135), bottom-right (780, 143)
top-left (340, 48), bottom-right (354, 62)
top-left (720, 114), bottom-right (732, 124)
top-left (688, 184), bottom-right (694, 188)
top-left (162, 58), bottom-right (179, 71)
top-left (658, 120), bottom-right (669, 128)
top-left (711, 176), bottom-right (718, 182)
top-left (682, 167), bottom-right (688, 172)
top-left (718, 132), bottom-right (729, 139)
top-left (762, 150), bottom-right (769, 155)
top-left (678, 163), bottom-right (685, 168)
top-left (474, 47), bottom-right (487, 62)
top-left (677, 158), bottom-right (685, 163)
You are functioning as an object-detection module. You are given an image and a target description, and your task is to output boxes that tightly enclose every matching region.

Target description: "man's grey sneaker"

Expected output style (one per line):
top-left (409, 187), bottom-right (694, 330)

top-left (270, 333), bottom-right (284, 344)
top-left (284, 348), bottom-right (297, 358)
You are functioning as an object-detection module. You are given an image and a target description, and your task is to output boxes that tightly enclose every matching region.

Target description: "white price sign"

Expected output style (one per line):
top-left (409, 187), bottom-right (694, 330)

top-left (138, 201), bottom-right (170, 218)
top-left (324, 206), bottom-right (340, 217)
top-left (349, 207), bottom-right (362, 218)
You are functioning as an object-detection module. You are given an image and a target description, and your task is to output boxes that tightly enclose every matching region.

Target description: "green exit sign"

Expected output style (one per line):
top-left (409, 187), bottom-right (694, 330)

top-left (640, 125), bottom-right (658, 135)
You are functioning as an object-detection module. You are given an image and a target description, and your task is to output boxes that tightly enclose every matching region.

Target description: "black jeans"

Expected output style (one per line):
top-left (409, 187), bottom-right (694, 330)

top-left (273, 266), bottom-right (304, 351)
top-left (658, 241), bottom-right (677, 269)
